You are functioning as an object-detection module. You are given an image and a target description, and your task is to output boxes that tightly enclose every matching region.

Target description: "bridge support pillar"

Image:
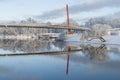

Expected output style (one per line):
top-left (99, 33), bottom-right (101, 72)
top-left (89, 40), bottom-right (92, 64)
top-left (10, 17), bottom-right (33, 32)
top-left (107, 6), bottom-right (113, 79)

top-left (66, 4), bottom-right (71, 34)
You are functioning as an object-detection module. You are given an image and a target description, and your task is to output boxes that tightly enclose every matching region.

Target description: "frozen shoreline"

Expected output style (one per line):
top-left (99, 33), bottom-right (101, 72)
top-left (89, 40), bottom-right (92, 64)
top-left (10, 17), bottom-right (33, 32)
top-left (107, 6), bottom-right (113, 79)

top-left (1, 34), bottom-right (120, 45)
top-left (65, 35), bottom-right (120, 45)
top-left (0, 35), bottom-right (32, 40)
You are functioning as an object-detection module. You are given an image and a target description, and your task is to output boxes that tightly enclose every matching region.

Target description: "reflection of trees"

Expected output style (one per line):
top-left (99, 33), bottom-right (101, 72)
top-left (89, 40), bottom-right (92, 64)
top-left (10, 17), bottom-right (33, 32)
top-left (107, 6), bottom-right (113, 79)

top-left (52, 41), bottom-right (66, 50)
top-left (0, 39), bottom-right (110, 63)
top-left (0, 39), bottom-right (51, 53)
top-left (0, 40), bottom-right (68, 53)
top-left (81, 44), bottom-right (109, 62)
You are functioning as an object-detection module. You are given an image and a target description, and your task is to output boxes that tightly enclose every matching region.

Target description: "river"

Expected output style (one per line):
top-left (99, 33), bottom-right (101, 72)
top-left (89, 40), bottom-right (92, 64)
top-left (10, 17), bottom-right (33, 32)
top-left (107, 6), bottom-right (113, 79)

top-left (0, 39), bottom-right (120, 80)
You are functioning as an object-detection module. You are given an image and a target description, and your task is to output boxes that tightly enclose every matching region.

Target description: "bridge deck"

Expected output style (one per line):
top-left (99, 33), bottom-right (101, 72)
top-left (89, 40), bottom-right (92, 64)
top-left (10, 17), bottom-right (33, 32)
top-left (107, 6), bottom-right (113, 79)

top-left (0, 24), bottom-right (89, 31)
top-left (0, 49), bottom-right (82, 56)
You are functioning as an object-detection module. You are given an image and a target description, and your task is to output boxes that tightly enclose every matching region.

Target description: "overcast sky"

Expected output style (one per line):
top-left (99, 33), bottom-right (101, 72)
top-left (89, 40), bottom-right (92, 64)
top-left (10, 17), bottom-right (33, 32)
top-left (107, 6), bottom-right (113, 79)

top-left (0, 0), bottom-right (120, 22)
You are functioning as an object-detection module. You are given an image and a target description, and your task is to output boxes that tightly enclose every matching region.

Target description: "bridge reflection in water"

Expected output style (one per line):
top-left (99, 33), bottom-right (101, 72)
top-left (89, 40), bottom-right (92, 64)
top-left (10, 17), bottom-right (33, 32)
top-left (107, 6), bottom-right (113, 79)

top-left (0, 39), bottom-right (118, 75)
top-left (0, 39), bottom-right (120, 80)
top-left (0, 39), bottom-right (108, 56)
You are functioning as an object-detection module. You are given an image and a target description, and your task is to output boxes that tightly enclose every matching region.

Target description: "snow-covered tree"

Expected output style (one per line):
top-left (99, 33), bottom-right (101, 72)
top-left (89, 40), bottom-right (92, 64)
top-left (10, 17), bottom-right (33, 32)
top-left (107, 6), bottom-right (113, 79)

top-left (92, 24), bottom-right (112, 37)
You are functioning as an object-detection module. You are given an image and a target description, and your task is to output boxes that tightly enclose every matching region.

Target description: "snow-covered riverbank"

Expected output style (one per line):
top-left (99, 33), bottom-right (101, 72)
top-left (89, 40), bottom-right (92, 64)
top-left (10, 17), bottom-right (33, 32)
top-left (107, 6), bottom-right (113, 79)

top-left (0, 35), bottom-right (32, 40)
top-left (65, 35), bottom-right (120, 45)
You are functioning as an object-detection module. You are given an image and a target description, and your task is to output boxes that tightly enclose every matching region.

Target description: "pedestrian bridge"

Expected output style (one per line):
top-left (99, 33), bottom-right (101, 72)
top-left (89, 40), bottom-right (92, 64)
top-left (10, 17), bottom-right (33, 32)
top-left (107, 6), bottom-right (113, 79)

top-left (0, 24), bottom-right (89, 31)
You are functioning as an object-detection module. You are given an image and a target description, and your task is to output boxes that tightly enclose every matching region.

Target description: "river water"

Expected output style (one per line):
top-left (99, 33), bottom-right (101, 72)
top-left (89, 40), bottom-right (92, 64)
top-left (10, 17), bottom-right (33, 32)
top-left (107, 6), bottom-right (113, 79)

top-left (0, 39), bottom-right (120, 80)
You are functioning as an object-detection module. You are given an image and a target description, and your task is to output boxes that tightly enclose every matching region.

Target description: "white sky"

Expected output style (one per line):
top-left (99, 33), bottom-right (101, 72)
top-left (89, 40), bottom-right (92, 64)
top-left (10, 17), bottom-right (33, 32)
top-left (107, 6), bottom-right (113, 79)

top-left (0, 0), bottom-right (119, 22)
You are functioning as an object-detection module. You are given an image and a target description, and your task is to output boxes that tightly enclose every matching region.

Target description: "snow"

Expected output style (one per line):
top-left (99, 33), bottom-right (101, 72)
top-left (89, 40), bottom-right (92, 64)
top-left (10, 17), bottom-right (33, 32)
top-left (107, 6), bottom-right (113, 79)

top-left (65, 37), bottom-right (80, 42)
top-left (103, 35), bottom-right (120, 45)
top-left (65, 35), bottom-right (120, 45)
top-left (0, 35), bottom-right (32, 40)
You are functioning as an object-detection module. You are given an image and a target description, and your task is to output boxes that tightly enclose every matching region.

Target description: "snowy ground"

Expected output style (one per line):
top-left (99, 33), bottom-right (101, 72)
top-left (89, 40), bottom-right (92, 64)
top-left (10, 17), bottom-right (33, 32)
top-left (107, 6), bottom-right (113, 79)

top-left (103, 35), bottom-right (120, 45)
top-left (65, 35), bottom-right (120, 45)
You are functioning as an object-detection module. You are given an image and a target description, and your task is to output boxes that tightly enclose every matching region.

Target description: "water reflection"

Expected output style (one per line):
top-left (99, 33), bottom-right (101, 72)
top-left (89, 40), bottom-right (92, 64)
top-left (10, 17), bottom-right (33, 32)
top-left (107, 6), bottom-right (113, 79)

top-left (0, 39), bottom-right (118, 63)
top-left (0, 39), bottom-right (67, 53)
top-left (65, 44), bottom-right (120, 76)
top-left (0, 39), bottom-right (120, 80)
top-left (81, 44), bottom-right (109, 62)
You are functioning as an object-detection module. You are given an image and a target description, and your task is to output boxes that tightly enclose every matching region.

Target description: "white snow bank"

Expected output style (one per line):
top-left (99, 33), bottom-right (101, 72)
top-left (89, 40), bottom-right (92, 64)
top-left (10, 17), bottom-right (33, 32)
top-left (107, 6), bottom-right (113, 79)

top-left (65, 35), bottom-right (120, 45)
top-left (103, 35), bottom-right (120, 45)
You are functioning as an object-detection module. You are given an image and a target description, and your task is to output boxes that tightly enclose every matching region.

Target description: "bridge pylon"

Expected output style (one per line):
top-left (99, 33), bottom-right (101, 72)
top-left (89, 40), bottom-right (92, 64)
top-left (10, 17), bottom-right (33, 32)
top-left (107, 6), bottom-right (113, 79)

top-left (66, 4), bottom-right (72, 34)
